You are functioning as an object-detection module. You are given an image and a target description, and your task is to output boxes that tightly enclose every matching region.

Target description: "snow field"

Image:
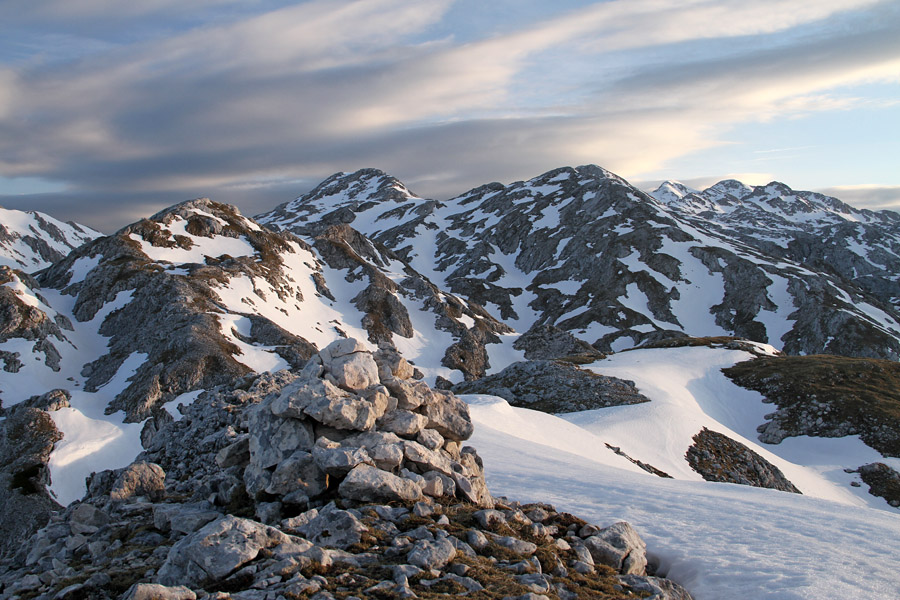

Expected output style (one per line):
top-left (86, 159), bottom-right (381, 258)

top-left (466, 397), bottom-right (900, 600)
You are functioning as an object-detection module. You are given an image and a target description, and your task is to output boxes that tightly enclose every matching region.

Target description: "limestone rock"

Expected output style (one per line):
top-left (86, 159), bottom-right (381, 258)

top-left (157, 515), bottom-right (284, 586)
top-left (421, 390), bottom-right (474, 442)
top-left (298, 503), bottom-right (368, 549)
top-left (109, 461), bottom-right (166, 502)
top-left (330, 351), bottom-right (380, 391)
top-left (338, 464), bottom-right (423, 502)
top-left (121, 583), bottom-right (198, 600)
top-left (407, 537), bottom-right (456, 570)
top-left (246, 398), bottom-right (315, 469)
top-left (377, 409), bottom-right (428, 436)
top-left (583, 521), bottom-right (647, 575)
top-left (618, 574), bottom-right (695, 600)
top-left (312, 439), bottom-right (373, 475)
top-left (265, 450), bottom-right (328, 497)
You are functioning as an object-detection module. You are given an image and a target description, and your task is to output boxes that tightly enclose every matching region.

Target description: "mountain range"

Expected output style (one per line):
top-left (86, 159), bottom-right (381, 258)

top-left (1, 165), bottom-right (899, 599)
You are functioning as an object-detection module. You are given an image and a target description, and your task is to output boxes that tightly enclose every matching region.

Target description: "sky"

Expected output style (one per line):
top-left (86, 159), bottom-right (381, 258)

top-left (0, 0), bottom-right (898, 232)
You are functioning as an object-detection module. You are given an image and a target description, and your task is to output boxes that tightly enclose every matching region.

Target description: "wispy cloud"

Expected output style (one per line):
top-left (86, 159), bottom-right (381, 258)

top-left (817, 185), bottom-right (900, 212)
top-left (0, 0), bottom-right (898, 230)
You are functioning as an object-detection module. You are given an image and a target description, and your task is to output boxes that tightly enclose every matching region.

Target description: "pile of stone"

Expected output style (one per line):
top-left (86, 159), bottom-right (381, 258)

top-left (240, 338), bottom-right (493, 518)
top-left (0, 339), bottom-right (693, 599)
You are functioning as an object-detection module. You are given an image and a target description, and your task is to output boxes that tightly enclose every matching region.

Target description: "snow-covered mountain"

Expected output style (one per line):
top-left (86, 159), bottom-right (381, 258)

top-left (650, 178), bottom-right (900, 315)
top-left (260, 166), bottom-right (900, 360)
top-left (0, 206), bottom-right (99, 272)
top-left (2, 167), bottom-right (900, 599)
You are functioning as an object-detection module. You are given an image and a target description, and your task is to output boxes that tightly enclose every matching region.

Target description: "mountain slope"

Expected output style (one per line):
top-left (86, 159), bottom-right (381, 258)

top-left (0, 206), bottom-right (99, 272)
top-left (467, 395), bottom-right (900, 600)
top-left (2, 198), bottom-right (513, 510)
top-left (259, 166), bottom-right (900, 360)
top-left (651, 179), bottom-right (900, 313)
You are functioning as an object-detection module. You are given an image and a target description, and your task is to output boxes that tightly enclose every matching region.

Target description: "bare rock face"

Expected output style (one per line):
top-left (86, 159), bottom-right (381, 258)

top-left (583, 521), bottom-right (648, 575)
top-left (0, 395), bottom-right (65, 560)
top-left (339, 463), bottom-right (423, 503)
top-left (311, 224), bottom-right (512, 381)
top-left (35, 199), bottom-right (321, 422)
top-left (686, 428), bottom-right (801, 494)
top-left (0, 267), bottom-right (68, 377)
top-left (453, 360), bottom-right (650, 414)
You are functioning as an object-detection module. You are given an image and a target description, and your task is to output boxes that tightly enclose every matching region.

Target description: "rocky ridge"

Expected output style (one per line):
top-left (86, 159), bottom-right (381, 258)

top-left (0, 206), bottom-right (99, 273)
top-left (0, 340), bottom-right (691, 600)
top-left (259, 166), bottom-right (900, 360)
top-left (1, 197), bottom-right (509, 425)
top-left (651, 179), bottom-right (900, 313)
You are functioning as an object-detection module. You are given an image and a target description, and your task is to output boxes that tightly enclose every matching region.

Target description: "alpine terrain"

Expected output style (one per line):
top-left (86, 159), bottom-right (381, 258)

top-left (1, 165), bottom-right (899, 600)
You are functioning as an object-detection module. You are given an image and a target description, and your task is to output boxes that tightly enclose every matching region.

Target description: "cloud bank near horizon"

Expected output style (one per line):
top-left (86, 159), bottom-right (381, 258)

top-left (1, 0), bottom-right (899, 231)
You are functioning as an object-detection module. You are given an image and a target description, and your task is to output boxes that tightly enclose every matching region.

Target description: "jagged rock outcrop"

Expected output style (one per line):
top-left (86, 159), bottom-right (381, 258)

top-left (0, 390), bottom-right (68, 559)
top-left (453, 360), bottom-right (650, 413)
top-left (855, 463), bottom-right (900, 508)
top-left (686, 428), bottom-right (801, 493)
top-left (312, 224), bottom-right (513, 380)
top-left (0, 267), bottom-right (69, 378)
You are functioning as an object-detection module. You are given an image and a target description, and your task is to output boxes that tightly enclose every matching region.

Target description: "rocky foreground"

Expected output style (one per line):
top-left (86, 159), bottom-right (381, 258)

top-left (0, 340), bottom-right (692, 600)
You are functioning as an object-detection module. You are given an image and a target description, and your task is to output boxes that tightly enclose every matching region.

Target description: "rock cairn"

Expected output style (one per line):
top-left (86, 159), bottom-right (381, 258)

top-left (0, 339), bottom-right (693, 599)
top-left (240, 337), bottom-right (493, 515)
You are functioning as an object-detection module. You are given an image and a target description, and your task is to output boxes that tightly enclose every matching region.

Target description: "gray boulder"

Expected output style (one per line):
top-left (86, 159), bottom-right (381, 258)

top-left (109, 461), bottom-right (166, 502)
top-left (618, 574), bottom-right (695, 599)
top-left (312, 439), bottom-right (373, 475)
top-left (246, 399), bottom-right (315, 469)
top-left (330, 351), bottom-right (380, 391)
top-left (298, 503), bottom-right (368, 549)
top-left (265, 450), bottom-right (328, 497)
top-left (421, 390), bottom-right (474, 441)
top-left (338, 464), bottom-right (423, 502)
top-left (157, 515), bottom-right (286, 586)
top-left (121, 583), bottom-right (198, 600)
top-left (583, 521), bottom-right (647, 575)
top-left (407, 537), bottom-right (456, 570)
top-left (377, 409), bottom-right (428, 436)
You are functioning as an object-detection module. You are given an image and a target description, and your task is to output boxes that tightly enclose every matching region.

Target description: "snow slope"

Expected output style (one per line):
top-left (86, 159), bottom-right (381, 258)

top-left (467, 396), bottom-right (900, 600)
top-left (561, 346), bottom-right (898, 509)
top-left (0, 206), bottom-right (99, 272)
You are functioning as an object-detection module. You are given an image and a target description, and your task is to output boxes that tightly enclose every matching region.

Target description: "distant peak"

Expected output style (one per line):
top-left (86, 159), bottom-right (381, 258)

top-left (653, 181), bottom-right (697, 199)
top-left (306, 168), bottom-right (420, 203)
top-left (704, 179), bottom-right (753, 198)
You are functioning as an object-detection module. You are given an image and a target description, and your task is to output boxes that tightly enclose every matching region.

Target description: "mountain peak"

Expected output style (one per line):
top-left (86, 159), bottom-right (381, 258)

top-left (703, 179), bottom-right (754, 200)
top-left (310, 168), bottom-right (419, 204)
top-left (652, 181), bottom-right (698, 203)
top-left (0, 205), bottom-right (100, 272)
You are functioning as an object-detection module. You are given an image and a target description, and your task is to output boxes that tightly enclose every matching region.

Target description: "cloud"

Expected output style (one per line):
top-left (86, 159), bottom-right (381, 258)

top-left (816, 185), bottom-right (900, 212)
top-left (0, 0), bottom-right (899, 231)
